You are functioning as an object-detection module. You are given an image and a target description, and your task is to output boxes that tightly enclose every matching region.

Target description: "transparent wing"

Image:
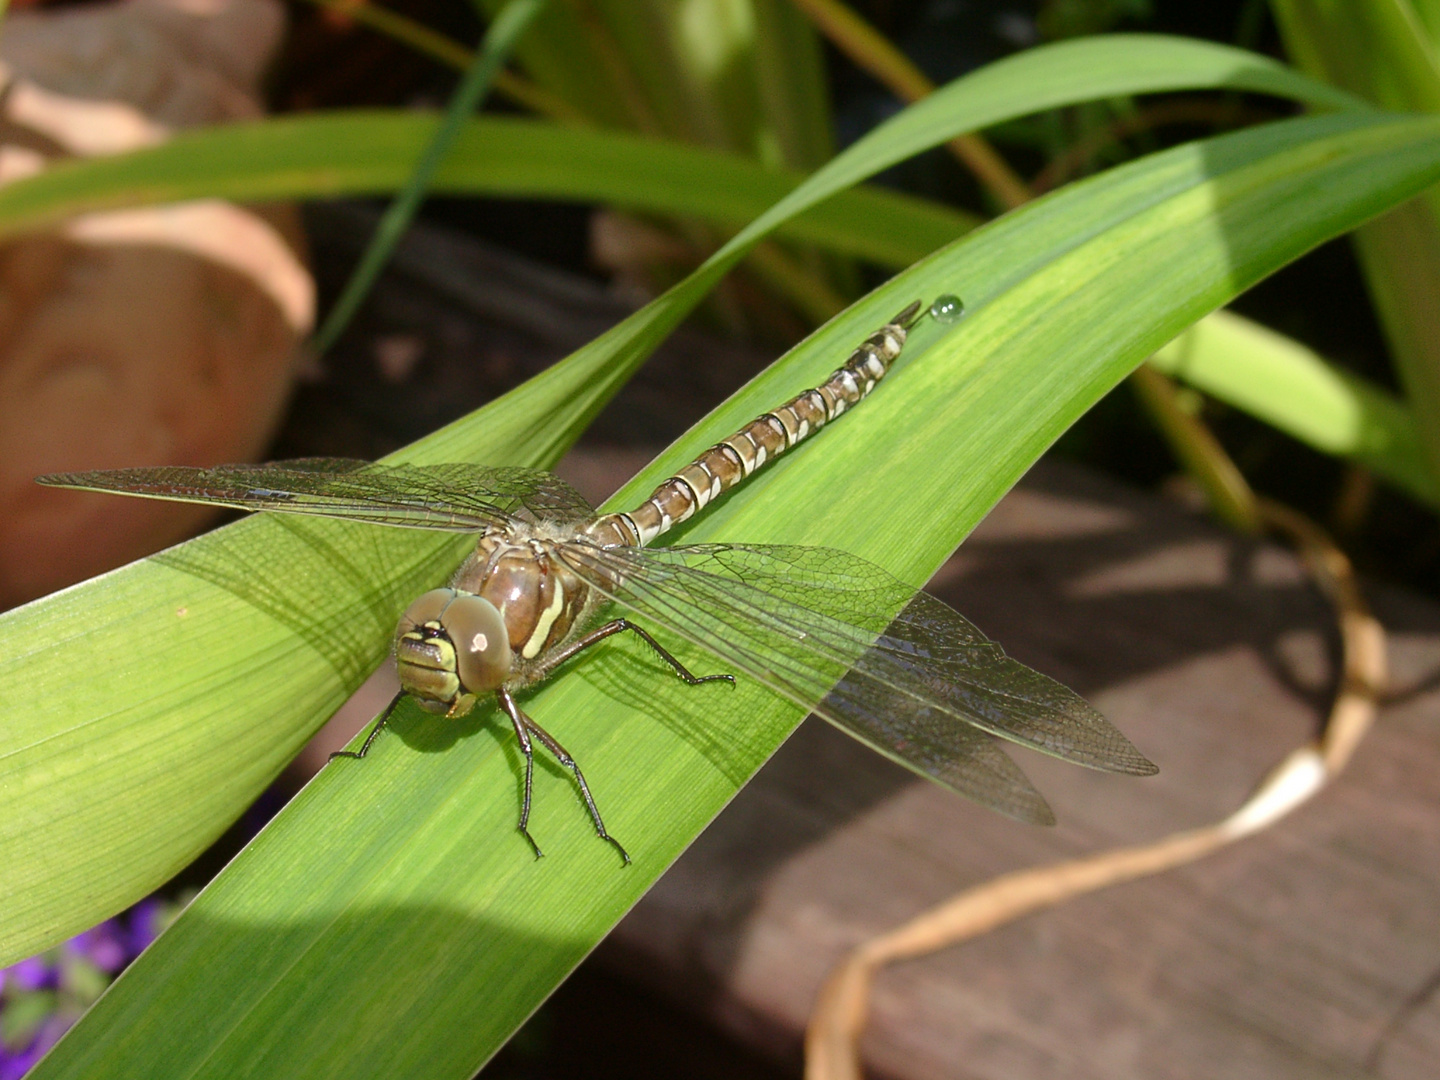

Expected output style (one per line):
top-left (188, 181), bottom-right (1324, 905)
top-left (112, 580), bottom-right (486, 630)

top-left (557, 542), bottom-right (1157, 824)
top-left (37, 458), bottom-right (595, 532)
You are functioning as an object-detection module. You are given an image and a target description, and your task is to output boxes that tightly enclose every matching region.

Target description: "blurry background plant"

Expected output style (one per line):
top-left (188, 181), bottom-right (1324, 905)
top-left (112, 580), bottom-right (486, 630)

top-left (0, 894), bottom-right (193, 1080)
top-left (3, 0), bottom-right (1440, 1077)
top-left (278, 0), bottom-right (1440, 589)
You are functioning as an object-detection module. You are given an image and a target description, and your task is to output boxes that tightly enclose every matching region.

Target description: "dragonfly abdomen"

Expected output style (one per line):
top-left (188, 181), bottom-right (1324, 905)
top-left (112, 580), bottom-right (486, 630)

top-left (587, 300), bottom-right (923, 548)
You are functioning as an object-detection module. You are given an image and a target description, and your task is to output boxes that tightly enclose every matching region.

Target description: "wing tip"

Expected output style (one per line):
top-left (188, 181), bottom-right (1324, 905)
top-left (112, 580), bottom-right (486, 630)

top-left (1064, 746), bottom-right (1160, 777)
top-left (1017, 797), bottom-right (1057, 827)
top-left (1126, 756), bottom-right (1161, 777)
top-left (1097, 735), bottom-right (1160, 777)
top-left (936, 757), bottom-right (1058, 826)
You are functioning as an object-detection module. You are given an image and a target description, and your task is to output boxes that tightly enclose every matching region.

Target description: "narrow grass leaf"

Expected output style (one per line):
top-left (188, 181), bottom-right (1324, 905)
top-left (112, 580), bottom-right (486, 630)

top-left (311, 0), bottom-right (548, 355)
top-left (1152, 309), bottom-right (1439, 507)
top-left (1271, 0), bottom-right (1440, 484)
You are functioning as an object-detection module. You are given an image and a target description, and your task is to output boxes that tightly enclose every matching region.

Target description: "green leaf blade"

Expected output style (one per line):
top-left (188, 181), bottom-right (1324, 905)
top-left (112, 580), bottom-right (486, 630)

top-left (20, 107), bottom-right (1440, 1079)
top-left (7, 28), bottom-right (1440, 1077)
top-left (0, 113), bottom-right (973, 269)
top-left (1270, 1), bottom-right (1440, 485)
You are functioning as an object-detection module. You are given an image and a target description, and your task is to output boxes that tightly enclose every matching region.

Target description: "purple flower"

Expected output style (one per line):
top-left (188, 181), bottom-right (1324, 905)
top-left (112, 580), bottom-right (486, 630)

top-left (3, 958), bottom-right (53, 994)
top-left (0, 1015), bottom-right (71, 1080)
top-left (0, 1044), bottom-right (44, 1080)
top-left (1, 896), bottom-right (192, 1077)
top-left (29, 1016), bottom-right (70, 1060)
top-left (65, 922), bottom-right (126, 974)
top-left (125, 899), bottom-right (165, 957)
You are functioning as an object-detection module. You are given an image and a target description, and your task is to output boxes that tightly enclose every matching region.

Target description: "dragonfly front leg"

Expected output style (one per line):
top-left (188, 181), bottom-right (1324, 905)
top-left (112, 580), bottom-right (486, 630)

top-left (328, 691), bottom-right (406, 762)
top-left (538, 619), bottom-right (735, 688)
top-left (496, 687), bottom-right (630, 865)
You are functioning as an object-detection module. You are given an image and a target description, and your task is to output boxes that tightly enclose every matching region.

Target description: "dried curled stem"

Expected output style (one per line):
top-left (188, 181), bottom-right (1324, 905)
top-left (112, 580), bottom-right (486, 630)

top-left (805, 497), bottom-right (1387, 1080)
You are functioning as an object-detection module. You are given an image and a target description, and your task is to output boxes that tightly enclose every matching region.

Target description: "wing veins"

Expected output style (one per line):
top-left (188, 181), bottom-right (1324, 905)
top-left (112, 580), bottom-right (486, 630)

top-left (36, 460), bottom-right (597, 533)
top-left (560, 543), bottom-right (1153, 776)
top-left (556, 544), bottom-right (1076, 820)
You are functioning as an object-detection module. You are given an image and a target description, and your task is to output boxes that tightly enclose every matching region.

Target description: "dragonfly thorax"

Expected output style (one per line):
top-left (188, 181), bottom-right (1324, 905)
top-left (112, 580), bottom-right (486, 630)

top-left (455, 532), bottom-right (592, 664)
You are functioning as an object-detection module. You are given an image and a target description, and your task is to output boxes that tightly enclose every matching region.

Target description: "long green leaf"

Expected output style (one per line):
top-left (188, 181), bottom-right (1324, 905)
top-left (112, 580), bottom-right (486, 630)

top-left (1271, 0), bottom-right (1440, 483)
top-left (471, 0), bottom-right (834, 170)
top-left (311, 0), bottom-right (548, 355)
top-left (0, 112), bottom-right (973, 269)
top-left (24, 105), bottom-right (1440, 1080)
top-left (0, 31), bottom-right (1412, 499)
top-left (1417, 0), bottom-right (1440, 47)
top-left (0, 35), bottom-right (1356, 263)
top-left (1271, 0), bottom-right (1440, 112)
top-left (0, 39), bottom-right (1409, 481)
top-left (1, 31), bottom-right (1424, 1079)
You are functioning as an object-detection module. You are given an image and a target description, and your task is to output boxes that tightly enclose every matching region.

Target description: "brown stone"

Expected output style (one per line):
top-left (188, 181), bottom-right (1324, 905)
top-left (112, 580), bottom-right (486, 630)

top-left (0, 0), bottom-right (309, 607)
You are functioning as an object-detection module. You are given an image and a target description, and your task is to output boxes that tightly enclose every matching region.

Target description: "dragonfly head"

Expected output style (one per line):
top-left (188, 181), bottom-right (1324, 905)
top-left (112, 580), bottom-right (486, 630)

top-left (395, 588), bottom-right (512, 715)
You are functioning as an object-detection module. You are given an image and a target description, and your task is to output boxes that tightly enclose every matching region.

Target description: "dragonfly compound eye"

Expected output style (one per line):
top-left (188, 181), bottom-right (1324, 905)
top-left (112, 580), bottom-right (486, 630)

top-left (395, 588), bottom-right (513, 714)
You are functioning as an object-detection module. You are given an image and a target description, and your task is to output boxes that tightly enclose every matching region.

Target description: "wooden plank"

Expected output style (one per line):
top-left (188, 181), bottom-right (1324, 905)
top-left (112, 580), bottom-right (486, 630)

top-left (598, 460), bottom-right (1440, 1080)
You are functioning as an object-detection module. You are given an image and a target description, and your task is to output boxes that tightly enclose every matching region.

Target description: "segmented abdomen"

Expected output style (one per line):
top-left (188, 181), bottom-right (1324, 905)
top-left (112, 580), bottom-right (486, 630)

top-left (586, 300), bottom-right (923, 548)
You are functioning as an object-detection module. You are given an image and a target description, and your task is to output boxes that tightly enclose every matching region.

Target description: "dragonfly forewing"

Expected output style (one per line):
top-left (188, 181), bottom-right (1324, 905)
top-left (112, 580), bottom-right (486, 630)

top-left (36, 460), bottom-right (595, 532)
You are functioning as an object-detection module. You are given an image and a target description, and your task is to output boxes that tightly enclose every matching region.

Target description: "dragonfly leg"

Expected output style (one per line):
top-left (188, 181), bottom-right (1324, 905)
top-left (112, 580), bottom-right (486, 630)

top-left (497, 688), bottom-right (543, 860)
top-left (328, 691), bottom-right (405, 762)
top-left (498, 688), bottom-right (630, 866)
top-left (540, 619), bottom-right (735, 688)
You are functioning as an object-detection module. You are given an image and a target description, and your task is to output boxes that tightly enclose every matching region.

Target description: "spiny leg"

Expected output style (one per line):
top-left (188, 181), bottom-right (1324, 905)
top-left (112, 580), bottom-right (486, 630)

top-left (499, 687), bottom-right (630, 865)
top-left (538, 619), bottom-right (734, 688)
top-left (497, 688), bottom-right (544, 859)
top-left (526, 720), bottom-right (631, 866)
top-left (328, 691), bottom-right (405, 762)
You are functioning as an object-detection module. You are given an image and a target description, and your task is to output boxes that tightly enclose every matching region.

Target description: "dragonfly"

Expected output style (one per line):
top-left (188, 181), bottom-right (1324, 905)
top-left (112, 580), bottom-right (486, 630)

top-left (39, 298), bottom-right (1156, 863)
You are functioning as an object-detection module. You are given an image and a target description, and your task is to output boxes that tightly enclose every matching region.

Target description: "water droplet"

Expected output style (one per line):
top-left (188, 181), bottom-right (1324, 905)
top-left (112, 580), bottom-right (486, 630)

top-left (929, 294), bottom-right (965, 323)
